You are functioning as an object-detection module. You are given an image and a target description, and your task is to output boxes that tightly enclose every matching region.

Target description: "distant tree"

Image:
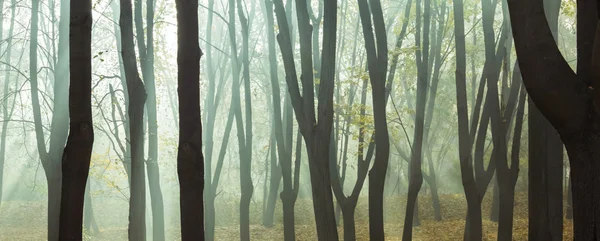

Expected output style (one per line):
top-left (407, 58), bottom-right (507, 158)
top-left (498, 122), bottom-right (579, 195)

top-left (58, 0), bottom-right (94, 239)
top-left (0, 0), bottom-right (17, 208)
top-left (28, 0), bottom-right (70, 239)
top-left (119, 0), bottom-right (148, 238)
top-left (175, 0), bottom-right (205, 239)
top-left (506, 0), bottom-right (600, 239)
top-left (227, 0), bottom-right (254, 238)
top-left (133, 0), bottom-right (165, 238)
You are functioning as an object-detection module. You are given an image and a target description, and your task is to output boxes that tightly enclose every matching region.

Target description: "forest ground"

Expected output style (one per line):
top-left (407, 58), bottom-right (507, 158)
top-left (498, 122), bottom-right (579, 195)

top-left (0, 192), bottom-right (573, 240)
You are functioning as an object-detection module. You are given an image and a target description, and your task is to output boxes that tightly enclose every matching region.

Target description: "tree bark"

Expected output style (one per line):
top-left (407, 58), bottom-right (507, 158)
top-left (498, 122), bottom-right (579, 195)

top-left (506, 0), bottom-right (600, 239)
top-left (175, 0), bottom-right (205, 239)
top-left (402, 0), bottom-right (429, 238)
top-left (119, 0), bottom-right (147, 239)
top-left (452, 0), bottom-right (482, 239)
top-left (58, 0), bottom-right (94, 239)
top-left (272, 0), bottom-right (339, 239)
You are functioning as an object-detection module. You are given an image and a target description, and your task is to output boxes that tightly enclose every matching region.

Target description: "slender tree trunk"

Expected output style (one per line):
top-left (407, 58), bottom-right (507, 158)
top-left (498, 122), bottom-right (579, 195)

top-left (403, 0), bottom-right (429, 238)
top-left (29, 0), bottom-right (69, 239)
top-left (234, 0), bottom-right (254, 238)
top-left (355, 0), bottom-right (389, 239)
top-left (133, 0), bottom-right (165, 238)
top-left (0, 0), bottom-right (16, 207)
top-left (119, 0), bottom-right (147, 239)
top-left (452, 0), bottom-right (482, 239)
top-left (175, 0), bottom-right (205, 239)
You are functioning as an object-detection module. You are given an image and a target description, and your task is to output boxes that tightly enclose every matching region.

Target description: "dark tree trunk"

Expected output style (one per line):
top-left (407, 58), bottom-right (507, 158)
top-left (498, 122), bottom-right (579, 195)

top-left (506, 0), bottom-right (600, 239)
top-left (490, 176), bottom-right (499, 222)
top-left (273, 0), bottom-right (339, 239)
top-left (119, 0), bottom-right (147, 239)
top-left (527, 103), bottom-right (564, 241)
top-left (175, 0), bottom-right (205, 239)
top-left (402, 0), bottom-right (429, 238)
top-left (342, 205), bottom-right (356, 241)
top-left (452, 0), bottom-right (482, 239)
top-left (524, 0), bottom-right (563, 240)
top-left (355, 0), bottom-right (390, 239)
top-left (58, 0), bottom-right (94, 239)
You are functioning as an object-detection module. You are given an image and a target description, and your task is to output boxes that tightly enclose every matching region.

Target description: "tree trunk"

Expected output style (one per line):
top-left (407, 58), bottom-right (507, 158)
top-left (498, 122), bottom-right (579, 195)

top-left (355, 0), bottom-right (389, 239)
top-left (490, 176), bottom-right (499, 222)
top-left (528, 102), bottom-right (564, 241)
top-left (506, 0), bottom-right (600, 239)
top-left (58, 0), bottom-right (94, 238)
top-left (342, 205), bottom-right (356, 241)
top-left (233, 0), bottom-right (254, 238)
top-left (133, 0), bottom-right (165, 238)
top-left (175, 0), bottom-right (205, 239)
top-left (452, 0), bottom-right (482, 238)
top-left (0, 0), bottom-right (16, 207)
top-left (273, 0), bottom-right (339, 239)
top-left (119, 0), bottom-right (147, 239)
top-left (563, 131), bottom-right (600, 240)
top-left (281, 189), bottom-right (296, 241)
top-left (402, 0), bottom-right (429, 238)
top-left (29, 0), bottom-right (70, 239)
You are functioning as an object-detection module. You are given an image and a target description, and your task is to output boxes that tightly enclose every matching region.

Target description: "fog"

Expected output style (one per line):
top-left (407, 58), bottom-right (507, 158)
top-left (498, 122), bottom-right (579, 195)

top-left (0, 0), bottom-right (582, 240)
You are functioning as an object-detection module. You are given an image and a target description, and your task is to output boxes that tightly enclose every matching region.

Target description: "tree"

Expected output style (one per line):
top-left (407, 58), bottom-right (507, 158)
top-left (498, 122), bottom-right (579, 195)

top-left (355, 0), bottom-right (390, 239)
top-left (506, 0), bottom-right (600, 239)
top-left (452, 0), bottom-right (482, 239)
top-left (402, 0), bottom-right (429, 238)
top-left (133, 0), bottom-right (165, 238)
top-left (58, 0), bottom-right (94, 239)
top-left (526, 0), bottom-right (564, 239)
top-left (228, 0), bottom-right (254, 238)
top-left (263, 0), bottom-right (301, 237)
top-left (175, 0), bottom-right (205, 239)
top-left (119, 0), bottom-right (148, 238)
top-left (0, 0), bottom-right (17, 208)
top-left (28, 0), bottom-right (70, 239)
top-left (273, 0), bottom-right (339, 238)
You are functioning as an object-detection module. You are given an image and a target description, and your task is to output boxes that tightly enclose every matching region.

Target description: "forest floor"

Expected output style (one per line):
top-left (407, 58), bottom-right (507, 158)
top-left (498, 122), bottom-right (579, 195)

top-left (0, 192), bottom-right (573, 240)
